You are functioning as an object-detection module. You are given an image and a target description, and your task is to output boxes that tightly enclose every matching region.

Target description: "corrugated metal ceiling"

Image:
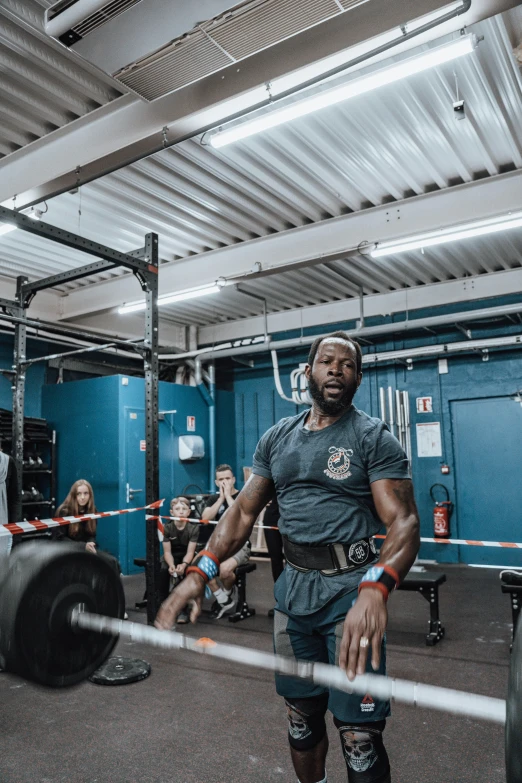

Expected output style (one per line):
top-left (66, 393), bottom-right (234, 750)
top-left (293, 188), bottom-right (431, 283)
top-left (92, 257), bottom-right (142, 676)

top-left (0, 0), bottom-right (125, 159)
top-left (0, 4), bottom-right (521, 330)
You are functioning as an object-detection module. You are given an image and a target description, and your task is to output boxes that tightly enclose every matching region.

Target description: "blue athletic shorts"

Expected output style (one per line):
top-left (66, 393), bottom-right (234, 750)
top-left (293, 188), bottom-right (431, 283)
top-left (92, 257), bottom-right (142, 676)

top-left (273, 586), bottom-right (390, 724)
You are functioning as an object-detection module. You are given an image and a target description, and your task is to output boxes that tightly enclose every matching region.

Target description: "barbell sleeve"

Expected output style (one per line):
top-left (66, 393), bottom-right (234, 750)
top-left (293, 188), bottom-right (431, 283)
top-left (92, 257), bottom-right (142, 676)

top-left (71, 609), bottom-right (506, 726)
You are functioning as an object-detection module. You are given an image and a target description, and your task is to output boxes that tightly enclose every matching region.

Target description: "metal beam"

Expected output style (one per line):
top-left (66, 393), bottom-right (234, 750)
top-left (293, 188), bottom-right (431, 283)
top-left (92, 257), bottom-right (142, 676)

top-left (198, 267), bottom-right (522, 345)
top-left (0, 311), bottom-right (145, 352)
top-left (142, 233), bottom-right (160, 625)
top-left (11, 277), bottom-right (27, 513)
top-left (0, 0), bottom-right (517, 207)
top-left (0, 296), bottom-right (18, 312)
top-left (22, 260), bottom-right (119, 297)
top-left (20, 339), bottom-right (141, 367)
top-left (58, 169), bottom-right (522, 321)
top-left (0, 276), bottom-right (60, 321)
top-left (0, 207), bottom-right (151, 283)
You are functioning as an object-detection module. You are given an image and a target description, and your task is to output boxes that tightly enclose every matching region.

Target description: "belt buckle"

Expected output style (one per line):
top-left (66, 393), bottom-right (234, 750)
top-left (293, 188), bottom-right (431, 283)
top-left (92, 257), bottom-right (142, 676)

top-left (347, 539), bottom-right (371, 567)
top-left (332, 543), bottom-right (349, 570)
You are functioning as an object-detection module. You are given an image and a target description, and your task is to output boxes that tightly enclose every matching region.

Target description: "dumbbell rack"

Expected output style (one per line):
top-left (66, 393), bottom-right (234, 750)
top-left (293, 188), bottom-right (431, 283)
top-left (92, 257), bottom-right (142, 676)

top-left (0, 408), bottom-right (57, 530)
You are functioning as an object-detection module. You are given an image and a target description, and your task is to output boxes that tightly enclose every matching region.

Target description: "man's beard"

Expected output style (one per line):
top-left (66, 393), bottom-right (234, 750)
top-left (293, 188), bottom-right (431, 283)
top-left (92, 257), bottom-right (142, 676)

top-left (308, 374), bottom-right (357, 415)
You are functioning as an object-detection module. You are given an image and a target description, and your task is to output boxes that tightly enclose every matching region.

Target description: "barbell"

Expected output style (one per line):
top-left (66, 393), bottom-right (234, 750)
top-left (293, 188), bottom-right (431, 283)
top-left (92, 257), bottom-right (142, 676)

top-left (0, 543), bottom-right (520, 781)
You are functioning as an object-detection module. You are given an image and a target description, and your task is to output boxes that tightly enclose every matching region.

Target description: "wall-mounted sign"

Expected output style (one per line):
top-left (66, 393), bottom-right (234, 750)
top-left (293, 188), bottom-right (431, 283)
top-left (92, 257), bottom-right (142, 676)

top-left (139, 440), bottom-right (146, 451)
top-left (416, 422), bottom-right (442, 458)
top-left (416, 396), bottom-right (433, 413)
top-left (187, 416), bottom-right (196, 432)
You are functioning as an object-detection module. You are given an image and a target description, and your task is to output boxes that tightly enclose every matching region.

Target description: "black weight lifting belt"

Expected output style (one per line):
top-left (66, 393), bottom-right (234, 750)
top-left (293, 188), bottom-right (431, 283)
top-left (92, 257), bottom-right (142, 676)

top-left (282, 537), bottom-right (376, 575)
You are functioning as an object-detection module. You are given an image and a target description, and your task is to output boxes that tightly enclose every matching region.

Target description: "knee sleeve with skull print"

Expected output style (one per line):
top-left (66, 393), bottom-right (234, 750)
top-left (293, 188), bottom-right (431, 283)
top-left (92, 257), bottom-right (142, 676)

top-left (285, 695), bottom-right (329, 751)
top-left (333, 718), bottom-right (391, 783)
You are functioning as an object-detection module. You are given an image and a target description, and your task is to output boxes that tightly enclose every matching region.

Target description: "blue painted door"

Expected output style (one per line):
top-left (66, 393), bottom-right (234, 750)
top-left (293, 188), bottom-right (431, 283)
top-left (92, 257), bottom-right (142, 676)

top-left (124, 407), bottom-right (146, 574)
top-left (451, 396), bottom-right (522, 567)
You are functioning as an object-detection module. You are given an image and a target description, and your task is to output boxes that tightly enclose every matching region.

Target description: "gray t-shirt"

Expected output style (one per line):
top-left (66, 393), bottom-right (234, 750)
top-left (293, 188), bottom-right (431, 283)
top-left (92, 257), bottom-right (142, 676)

top-left (252, 405), bottom-right (410, 615)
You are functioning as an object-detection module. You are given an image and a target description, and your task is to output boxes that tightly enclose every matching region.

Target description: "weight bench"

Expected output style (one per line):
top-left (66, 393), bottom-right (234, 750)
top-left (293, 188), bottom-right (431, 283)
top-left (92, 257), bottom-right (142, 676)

top-left (500, 570), bottom-right (522, 647)
top-left (228, 562), bottom-right (256, 623)
top-left (398, 571), bottom-right (447, 646)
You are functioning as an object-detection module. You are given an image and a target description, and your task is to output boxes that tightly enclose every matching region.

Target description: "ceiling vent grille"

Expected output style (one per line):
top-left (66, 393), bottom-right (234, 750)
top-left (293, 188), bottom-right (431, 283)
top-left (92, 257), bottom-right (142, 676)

top-left (73, 0), bottom-right (143, 38)
top-left (117, 32), bottom-right (232, 101)
top-left (207, 0), bottom-right (343, 61)
top-left (116, 0), bottom-right (369, 101)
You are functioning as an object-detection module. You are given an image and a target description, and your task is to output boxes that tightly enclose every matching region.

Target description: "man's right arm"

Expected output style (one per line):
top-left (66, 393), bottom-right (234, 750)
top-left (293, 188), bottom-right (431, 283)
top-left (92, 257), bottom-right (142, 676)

top-left (155, 474), bottom-right (274, 628)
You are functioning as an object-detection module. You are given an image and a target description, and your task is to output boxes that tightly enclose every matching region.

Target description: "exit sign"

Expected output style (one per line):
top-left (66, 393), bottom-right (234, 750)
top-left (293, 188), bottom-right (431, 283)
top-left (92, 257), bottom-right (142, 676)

top-left (416, 397), bottom-right (433, 413)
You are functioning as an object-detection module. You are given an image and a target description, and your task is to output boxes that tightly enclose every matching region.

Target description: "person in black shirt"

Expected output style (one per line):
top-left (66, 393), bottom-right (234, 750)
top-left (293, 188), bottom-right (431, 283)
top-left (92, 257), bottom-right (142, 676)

top-left (56, 479), bottom-right (98, 552)
top-left (160, 496), bottom-right (199, 623)
top-left (55, 479), bottom-right (122, 588)
top-left (202, 464), bottom-right (251, 618)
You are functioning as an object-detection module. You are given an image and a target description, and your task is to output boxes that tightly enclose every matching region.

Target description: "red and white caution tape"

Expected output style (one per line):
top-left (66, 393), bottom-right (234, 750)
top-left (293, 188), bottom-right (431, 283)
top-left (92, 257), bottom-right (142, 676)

top-left (147, 516), bottom-right (522, 550)
top-left (375, 534), bottom-right (522, 548)
top-left (1, 499), bottom-right (164, 539)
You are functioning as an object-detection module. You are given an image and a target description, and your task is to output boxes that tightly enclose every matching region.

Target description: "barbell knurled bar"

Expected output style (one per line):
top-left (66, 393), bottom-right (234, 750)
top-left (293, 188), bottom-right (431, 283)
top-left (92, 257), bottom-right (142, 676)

top-left (71, 608), bottom-right (506, 725)
top-left (1, 543), bottom-right (519, 782)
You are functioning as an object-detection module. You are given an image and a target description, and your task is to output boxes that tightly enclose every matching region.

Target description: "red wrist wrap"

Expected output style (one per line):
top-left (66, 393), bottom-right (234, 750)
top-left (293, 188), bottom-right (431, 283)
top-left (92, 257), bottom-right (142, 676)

top-left (185, 550), bottom-right (221, 583)
top-left (358, 564), bottom-right (400, 601)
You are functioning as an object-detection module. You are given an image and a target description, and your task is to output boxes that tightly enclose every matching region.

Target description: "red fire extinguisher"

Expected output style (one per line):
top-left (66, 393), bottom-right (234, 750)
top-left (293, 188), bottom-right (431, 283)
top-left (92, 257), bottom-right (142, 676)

top-left (430, 484), bottom-right (453, 539)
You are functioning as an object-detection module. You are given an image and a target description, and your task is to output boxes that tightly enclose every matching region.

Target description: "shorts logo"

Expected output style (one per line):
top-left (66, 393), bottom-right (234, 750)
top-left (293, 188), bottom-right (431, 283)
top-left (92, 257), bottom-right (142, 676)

top-left (324, 446), bottom-right (354, 481)
top-left (349, 540), bottom-right (369, 565)
top-left (361, 694), bottom-right (375, 713)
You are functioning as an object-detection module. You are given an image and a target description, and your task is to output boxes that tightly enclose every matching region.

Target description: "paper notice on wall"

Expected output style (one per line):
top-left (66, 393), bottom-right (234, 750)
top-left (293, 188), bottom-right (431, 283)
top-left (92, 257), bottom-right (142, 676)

top-left (416, 422), bottom-right (442, 458)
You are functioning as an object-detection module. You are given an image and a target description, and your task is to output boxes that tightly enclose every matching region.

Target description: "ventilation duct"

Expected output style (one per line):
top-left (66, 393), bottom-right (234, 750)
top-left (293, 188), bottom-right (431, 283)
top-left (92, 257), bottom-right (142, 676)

top-left (45, 0), bottom-right (145, 45)
top-left (44, 0), bottom-right (470, 102)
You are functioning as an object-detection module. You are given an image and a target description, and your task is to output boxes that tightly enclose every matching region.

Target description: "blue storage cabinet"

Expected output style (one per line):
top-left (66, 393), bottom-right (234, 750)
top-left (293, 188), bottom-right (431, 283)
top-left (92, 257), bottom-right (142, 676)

top-left (42, 376), bottom-right (210, 573)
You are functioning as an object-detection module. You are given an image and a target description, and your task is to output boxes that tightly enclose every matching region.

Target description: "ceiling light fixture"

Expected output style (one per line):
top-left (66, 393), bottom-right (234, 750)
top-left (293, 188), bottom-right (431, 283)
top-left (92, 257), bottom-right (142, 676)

top-left (270, 1), bottom-right (467, 96)
top-left (118, 284), bottom-right (221, 314)
top-left (210, 33), bottom-right (476, 148)
top-left (371, 211), bottom-right (522, 257)
top-left (0, 223), bottom-right (17, 237)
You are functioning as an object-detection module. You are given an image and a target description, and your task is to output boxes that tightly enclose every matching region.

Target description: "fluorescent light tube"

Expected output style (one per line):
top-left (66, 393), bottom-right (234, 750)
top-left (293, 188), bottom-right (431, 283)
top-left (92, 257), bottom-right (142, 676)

top-left (118, 284), bottom-right (221, 314)
top-left (371, 211), bottom-right (522, 257)
top-left (158, 284), bottom-right (221, 306)
top-left (0, 223), bottom-right (17, 236)
top-left (270, 1), bottom-right (467, 97)
top-left (210, 34), bottom-right (476, 148)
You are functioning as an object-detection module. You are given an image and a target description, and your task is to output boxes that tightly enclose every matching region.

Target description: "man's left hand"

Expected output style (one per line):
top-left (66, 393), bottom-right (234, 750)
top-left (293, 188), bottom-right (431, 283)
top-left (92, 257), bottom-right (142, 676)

top-left (339, 589), bottom-right (388, 681)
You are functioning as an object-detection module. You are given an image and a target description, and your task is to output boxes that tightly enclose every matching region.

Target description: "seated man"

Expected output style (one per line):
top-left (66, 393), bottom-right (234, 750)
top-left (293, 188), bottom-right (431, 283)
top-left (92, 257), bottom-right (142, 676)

top-left (202, 464), bottom-right (251, 619)
top-left (160, 495), bottom-right (199, 624)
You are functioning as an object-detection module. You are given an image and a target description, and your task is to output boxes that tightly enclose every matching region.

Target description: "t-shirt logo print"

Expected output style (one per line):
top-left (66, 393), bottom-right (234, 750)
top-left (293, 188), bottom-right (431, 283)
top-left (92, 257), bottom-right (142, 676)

top-left (324, 446), bottom-right (354, 481)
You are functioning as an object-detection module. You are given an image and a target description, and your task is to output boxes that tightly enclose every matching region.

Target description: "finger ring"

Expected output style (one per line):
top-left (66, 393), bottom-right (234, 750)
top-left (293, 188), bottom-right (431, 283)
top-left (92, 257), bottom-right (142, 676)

top-left (359, 637), bottom-right (370, 648)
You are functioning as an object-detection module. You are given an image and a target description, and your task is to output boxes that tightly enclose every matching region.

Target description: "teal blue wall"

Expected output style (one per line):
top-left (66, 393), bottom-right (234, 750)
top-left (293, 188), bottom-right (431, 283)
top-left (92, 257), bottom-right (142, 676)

top-left (0, 334), bottom-right (49, 418)
top-left (42, 376), bottom-right (123, 558)
top-left (42, 376), bottom-right (211, 571)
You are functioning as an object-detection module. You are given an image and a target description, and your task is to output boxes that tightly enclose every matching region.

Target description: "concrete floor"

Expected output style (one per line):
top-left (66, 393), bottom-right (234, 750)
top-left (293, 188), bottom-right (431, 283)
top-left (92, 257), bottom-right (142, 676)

top-left (0, 560), bottom-right (512, 783)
